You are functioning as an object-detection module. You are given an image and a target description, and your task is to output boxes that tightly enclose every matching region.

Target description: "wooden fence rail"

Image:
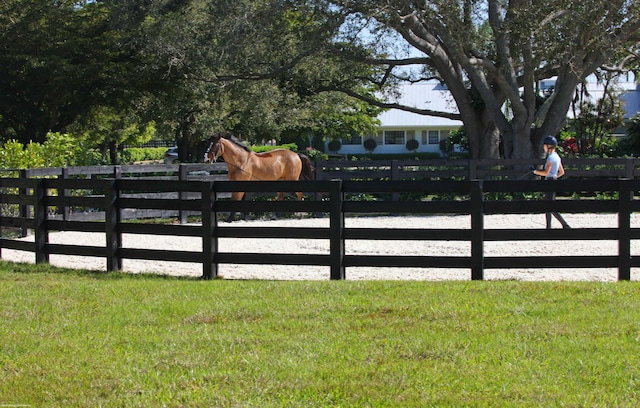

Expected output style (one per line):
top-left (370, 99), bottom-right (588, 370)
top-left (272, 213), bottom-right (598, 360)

top-left (3, 157), bottom-right (639, 181)
top-left (1, 177), bottom-right (639, 280)
top-left (2, 158), bottom-right (637, 224)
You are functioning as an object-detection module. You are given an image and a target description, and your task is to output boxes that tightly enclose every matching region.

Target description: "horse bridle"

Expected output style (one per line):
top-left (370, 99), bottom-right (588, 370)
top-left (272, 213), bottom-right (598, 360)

top-left (204, 139), bottom-right (221, 163)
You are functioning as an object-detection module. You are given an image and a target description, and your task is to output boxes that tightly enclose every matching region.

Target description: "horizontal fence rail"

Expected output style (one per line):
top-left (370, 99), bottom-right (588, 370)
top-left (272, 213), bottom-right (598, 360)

top-left (314, 157), bottom-right (640, 181)
top-left (1, 176), bottom-right (639, 280)
top-left (1, 157), bottom-right (639, 181)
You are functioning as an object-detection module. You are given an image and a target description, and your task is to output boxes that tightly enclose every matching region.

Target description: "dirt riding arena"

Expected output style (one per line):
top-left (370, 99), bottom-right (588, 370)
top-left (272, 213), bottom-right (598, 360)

top-left (3, 213), bottom-right (640, 281)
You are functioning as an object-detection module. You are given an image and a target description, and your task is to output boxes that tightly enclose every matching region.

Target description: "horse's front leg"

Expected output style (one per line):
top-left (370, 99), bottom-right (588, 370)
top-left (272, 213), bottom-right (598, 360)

top-left (269, 192), bottom-right (284, 220)
top-left (225, 191), bottom-right (246, 222)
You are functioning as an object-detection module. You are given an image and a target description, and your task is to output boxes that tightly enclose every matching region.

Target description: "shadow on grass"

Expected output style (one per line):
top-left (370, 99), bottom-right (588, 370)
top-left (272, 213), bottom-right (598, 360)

top-left (0, 260), bottom-right (207, 281)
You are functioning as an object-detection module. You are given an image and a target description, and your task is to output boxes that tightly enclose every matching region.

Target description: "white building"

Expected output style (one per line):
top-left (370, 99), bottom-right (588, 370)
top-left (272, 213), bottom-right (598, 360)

top-left (330, 82), bottom-right (462, 156)
top-left (327, 75), bottom-right (640, 155)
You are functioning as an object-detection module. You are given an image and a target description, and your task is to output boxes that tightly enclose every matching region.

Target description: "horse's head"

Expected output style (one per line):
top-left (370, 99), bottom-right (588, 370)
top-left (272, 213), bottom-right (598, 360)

top-left (204, 134), bottom-right (223, 163)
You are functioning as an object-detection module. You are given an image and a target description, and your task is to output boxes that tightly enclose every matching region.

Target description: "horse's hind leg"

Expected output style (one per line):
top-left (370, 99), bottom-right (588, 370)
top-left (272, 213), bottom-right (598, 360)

top-left (294, 191), bottom-right (304, 218)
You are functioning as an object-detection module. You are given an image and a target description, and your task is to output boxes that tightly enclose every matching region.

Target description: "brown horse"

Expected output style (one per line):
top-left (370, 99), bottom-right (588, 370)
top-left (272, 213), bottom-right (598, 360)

top-left (204, 133), bottom-right (313, 220)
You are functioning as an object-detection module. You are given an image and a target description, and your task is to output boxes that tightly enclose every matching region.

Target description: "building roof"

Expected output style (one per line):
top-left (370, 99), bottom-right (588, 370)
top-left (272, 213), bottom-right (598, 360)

top-left (377, 82), bottom-right (462, 128)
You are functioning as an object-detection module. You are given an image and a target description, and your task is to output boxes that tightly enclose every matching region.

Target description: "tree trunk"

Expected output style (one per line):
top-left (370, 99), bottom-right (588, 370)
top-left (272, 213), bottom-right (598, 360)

top-left (509, 123), bottom-right (534, 160)
top-left (480, 125), bottom-right (501, 159)
top-left (108, 141), bottom-right (118, 164)
top-left (464, 108), bottom-right (501, 159)
top-left (175, 112), bottom-right (195, 163)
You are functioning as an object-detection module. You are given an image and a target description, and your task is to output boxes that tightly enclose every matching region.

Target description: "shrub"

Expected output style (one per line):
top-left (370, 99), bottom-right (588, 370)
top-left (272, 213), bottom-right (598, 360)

top-left (304, 148), bottom-right (328, 161)
top-left (252, 143), bottom-right (298, 153)
top-left (446, 128), bottom-right (469, 152)
top-left (328, 139), bottom-right (342, 153)
top-left (406, 139), bottom-right (419, 151)
top-left (120, 147), bottom-right (167, 163)
top-left (439, 139), bottom-right (453, 154)
top-left (0, 132), bottom-right (104, 170)
top-left (363, 138), bottom-right (377, 151)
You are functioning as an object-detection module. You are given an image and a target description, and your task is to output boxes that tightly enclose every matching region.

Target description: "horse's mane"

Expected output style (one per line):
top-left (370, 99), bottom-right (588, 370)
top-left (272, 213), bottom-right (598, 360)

top-left (217, 133), bottom-right (251, 153)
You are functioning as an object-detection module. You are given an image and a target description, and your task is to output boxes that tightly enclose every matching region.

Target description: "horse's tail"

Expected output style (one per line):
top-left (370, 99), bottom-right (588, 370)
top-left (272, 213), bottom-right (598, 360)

top-left (298, 153), bottom-right (314, 180)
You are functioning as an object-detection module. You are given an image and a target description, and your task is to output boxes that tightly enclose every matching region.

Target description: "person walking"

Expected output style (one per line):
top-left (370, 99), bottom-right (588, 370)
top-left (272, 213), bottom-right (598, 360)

top-left (532, 135), bottom-right (571, 229)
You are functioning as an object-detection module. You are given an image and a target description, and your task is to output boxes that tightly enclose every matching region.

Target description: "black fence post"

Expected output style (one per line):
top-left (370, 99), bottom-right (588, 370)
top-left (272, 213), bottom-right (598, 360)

top-left (179, 164), bottom-right (189, 224)
top-left (625, 158), bottom-right (635, 179)
top-left (19, 169), bottom-right (29, 237)
top-left (202, 181), bottom-right (217, 280)
top-left (329, 179), bottom-right (345, 280)
top-left (391, 160), bottom-right (399, 201)
top-left (105, 179), bottom-right (122, 271)
top-left (618, 179), bottom-right (632, 281)
top-left (33, 178), bottom-right (49, 264)
top-left (314, 161), bottom-right (324, 181)
top-left (61, 168), bottom-right (70, 221)
top-left (470, 180), bottom-right (484, 280)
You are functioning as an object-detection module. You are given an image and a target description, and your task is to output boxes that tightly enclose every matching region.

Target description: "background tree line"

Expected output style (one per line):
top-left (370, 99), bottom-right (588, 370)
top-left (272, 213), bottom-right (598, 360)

top-left (1, 0), bottom-right (639, 163)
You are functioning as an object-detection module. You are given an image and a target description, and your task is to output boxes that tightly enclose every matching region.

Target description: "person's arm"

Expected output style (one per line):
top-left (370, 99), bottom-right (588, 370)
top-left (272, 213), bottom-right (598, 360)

top-left (533, 161), bottom-right (552, 177)
top-left (557, 162), bottom-right (565, 178)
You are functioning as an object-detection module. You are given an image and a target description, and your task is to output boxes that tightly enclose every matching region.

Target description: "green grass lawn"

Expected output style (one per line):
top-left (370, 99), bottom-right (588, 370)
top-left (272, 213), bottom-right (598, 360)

top-left (1, 261), bottom-right (639, 407)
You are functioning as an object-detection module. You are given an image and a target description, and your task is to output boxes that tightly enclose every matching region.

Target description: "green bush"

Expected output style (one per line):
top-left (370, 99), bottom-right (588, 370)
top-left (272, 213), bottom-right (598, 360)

top-left (0, 140), bottom-right (36, 170)
top-left (0, 132), bottom-right (104, 170)
top-left (328, 139), bottom-right (342, 152)
top-left (252, 143), bottom-right (298, 153)
top-left (406, 139), bottom-right (419, 151)
top-left (120, 147), bottom-right (167, 164)
top-left (304, 148), bottom-right (328, 161)
top-left (363, 138), bottom-right (377, 151)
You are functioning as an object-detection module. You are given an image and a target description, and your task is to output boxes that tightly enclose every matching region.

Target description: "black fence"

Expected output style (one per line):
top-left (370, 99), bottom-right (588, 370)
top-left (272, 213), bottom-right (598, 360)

top-left (1, 177), bottom-right (639, 280)
top-left (6, 157), bottom-right (640, 182)
top-left (313, 157), bottom-right (640, 180)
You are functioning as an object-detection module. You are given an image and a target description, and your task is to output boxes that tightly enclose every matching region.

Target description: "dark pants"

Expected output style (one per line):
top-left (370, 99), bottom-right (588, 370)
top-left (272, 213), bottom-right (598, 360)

top-left (545, 180), bottom-right (570, 229)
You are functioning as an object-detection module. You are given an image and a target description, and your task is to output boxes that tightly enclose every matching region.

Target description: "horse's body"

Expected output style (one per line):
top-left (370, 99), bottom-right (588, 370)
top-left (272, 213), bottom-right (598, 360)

top-left (204, 134), bottom-right (313, 220)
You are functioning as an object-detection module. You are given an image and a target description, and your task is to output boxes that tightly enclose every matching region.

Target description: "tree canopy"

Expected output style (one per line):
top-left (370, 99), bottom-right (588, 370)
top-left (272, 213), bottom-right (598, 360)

top-left (0, 0), bottom-right (381, 159)
top-left (1, 0), bottom-right (639, 160)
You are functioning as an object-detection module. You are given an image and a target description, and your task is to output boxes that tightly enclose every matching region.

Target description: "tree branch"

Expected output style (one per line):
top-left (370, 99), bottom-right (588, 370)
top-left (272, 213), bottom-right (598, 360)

top-left (188, 49), bottom-right (317, 83)
top-left (318, 86), bottom-right (461, 121)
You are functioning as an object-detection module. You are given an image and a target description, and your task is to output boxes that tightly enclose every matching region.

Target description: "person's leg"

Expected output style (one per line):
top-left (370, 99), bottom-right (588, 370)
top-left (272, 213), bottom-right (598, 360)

top-left (545, 190), bottom-right (555, 229)
top-left (545, 188), bottom-right (570, 229)
top-left (552, 212), bottom-right (571, 229)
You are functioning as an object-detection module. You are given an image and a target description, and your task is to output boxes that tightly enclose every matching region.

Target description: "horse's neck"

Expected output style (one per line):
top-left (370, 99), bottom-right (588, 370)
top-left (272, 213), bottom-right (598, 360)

top-left (221, 139), bottom-right (250, 165)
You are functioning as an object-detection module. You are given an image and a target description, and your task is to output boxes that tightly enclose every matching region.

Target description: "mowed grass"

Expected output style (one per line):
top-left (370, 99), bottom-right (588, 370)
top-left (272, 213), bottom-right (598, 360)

top-left (1, 261), bottom-right (640, 407)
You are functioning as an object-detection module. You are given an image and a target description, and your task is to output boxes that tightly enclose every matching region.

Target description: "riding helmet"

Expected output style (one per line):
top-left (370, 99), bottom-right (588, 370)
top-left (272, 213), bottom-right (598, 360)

top-left (543, 135), bottom-right (557, 146)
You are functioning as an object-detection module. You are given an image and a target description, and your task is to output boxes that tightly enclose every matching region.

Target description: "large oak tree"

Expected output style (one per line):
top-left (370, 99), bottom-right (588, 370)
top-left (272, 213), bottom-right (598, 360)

top-left (326, 0), bottom-right (640, 158)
